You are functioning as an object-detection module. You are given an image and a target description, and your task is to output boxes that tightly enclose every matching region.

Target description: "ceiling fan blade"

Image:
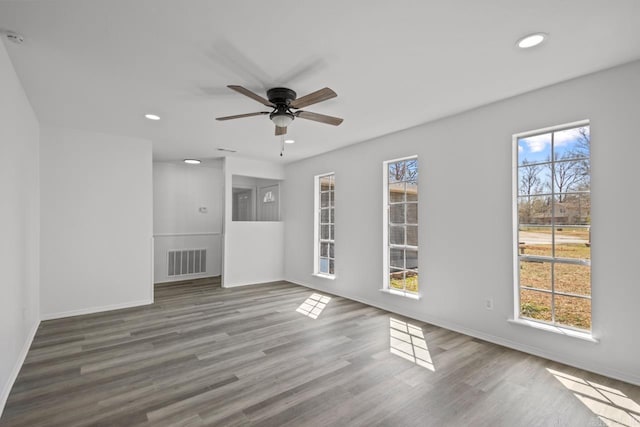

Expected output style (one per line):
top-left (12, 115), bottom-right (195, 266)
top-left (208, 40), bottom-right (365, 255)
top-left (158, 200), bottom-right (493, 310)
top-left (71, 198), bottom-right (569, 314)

top-left (275, 126), bottom-right (287, 136)
top-left (216, 111), bottom-right (269, 121)
top-left (290, 87), bottom-right (337, 109)
top-left (295, 111), bottom-right (343, 126)
top-left (227, 85), bottom-right (275, 107)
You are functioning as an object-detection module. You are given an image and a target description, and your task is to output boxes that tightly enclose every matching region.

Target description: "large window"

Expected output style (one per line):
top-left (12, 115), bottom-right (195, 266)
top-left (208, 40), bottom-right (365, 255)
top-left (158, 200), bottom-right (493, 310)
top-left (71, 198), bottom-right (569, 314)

top-left (515, 122), bottom-right (591, 330)
top-left (314, 173), bottom-right (335, 277)
top-left (383, 157), bottom-right (418, 295)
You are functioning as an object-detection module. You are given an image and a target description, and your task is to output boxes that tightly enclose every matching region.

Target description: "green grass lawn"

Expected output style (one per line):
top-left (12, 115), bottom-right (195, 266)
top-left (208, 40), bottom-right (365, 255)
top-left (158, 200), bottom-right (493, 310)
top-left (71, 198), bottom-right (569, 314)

top-left (390, 275), bottom-right (418, 293)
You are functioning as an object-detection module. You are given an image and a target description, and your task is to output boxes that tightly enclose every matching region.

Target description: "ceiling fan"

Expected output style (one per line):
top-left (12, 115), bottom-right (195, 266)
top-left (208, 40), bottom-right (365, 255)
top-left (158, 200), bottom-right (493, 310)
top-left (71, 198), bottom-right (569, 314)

top-left (216, 85), bottom-right (343, 135)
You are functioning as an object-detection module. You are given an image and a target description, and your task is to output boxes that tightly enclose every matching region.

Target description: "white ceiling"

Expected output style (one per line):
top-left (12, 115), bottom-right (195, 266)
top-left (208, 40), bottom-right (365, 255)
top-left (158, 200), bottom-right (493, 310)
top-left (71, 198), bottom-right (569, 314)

top-left (1, 0), bottom-right (639, 163)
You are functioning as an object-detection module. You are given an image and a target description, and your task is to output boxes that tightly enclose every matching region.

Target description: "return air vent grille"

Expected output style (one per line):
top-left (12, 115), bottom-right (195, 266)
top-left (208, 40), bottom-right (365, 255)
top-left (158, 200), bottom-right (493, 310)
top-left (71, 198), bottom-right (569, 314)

top-left (168, 249), bottom-right (207, 276)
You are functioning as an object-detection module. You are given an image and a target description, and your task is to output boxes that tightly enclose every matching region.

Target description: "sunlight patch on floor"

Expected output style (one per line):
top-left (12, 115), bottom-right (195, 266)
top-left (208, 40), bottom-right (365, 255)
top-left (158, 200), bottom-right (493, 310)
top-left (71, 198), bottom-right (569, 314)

top-left (296, 293), bottom-right (331, 319)
top-left (389, 318), bottom-right (434, 371)
top-left (547, 368), bottom-right (640, 426)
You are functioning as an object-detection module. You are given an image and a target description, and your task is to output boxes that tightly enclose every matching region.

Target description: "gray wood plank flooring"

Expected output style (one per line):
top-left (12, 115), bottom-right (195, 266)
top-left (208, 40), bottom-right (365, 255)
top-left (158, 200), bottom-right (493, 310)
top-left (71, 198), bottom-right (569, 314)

top-left (2, 278), bottom-right (639, 426)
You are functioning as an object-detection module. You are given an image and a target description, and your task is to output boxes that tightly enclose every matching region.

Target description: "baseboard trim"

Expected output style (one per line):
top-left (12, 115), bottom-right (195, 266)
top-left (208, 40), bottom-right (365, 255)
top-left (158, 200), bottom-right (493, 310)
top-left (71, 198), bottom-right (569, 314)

top-left (287, 279), bottom-right (640, 387)
top-left (0, 319), bottom-right (40, 418)
top-left (222, 278), bottom-right (285, 288)
top-left (41, 299), bottom-right (153, 321)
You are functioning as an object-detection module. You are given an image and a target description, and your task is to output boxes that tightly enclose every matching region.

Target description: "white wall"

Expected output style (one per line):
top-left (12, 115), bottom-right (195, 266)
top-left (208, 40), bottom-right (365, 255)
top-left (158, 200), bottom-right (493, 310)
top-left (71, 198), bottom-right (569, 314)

top-left (223, 157), bottom-right (285, 287)
top-left (40, 127), bottom-right (153, 319)
top-left (153, 161), bottom-right (223, 282)
top-left (283, 60), bottom-right (640, 385)
top-left (0, 40), bottom-right (40, 415)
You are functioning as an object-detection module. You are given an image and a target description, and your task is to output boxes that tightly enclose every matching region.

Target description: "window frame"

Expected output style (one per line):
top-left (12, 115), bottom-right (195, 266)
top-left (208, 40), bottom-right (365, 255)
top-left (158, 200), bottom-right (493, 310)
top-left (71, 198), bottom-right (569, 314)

top-left (512, 119), bottom-right (592, 333)
top-left (313, 172), bottom-right (336, 278)
top-left (382, 155), bottom-right (419, 298)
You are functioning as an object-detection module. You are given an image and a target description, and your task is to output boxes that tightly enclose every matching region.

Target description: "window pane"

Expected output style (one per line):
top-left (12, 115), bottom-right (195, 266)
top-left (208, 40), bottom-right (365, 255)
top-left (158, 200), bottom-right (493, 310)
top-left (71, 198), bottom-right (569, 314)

top-left (405, 270), bottom-right (418, 293)
top-left (320, 208), bottom-right (330, 223)
top-left (389, 161), bottom-right (406, 183)
top-left (390, 248), bottom-right (404, 269)
top-left (406, 203), bottom-right (418, 224)
top-left (519, 260), bottom-right (551, 291)
top-left (321, 225), bottom-right (330, 239)
top-left (554, 263), bottom-right (590, 296)
top-left (329, 207), bottom-right (335, 223)
top-left (319, 258), bottom-right (329, 274)
top-left (404, 159), bottom-right (418, 182)
top-left (518, 163), bottom-right (549, 196)
top-left (329, 259), bottom-right (335, 275)
top-left (520, 289), bottom-right (552, 322)
top-left (389, 182), bottom-right (405, 203)
top-left (389, 269), bottom-right (405, 290)
top-left (329, 225), bottom-right (335, 240)
top-left (321, 192), bottom-right (330, 208)
top-left (555, 295), bottom-right (591, 330)
top-left (329, 242), bottom-right (335, 258)
top-left (320, 243), bottom-right (328, 257)
top-left (518, 133), bottom-right (551, 166)
top-left (405, 250), bottom-right (418, 270)
top-left (518, 225), bottom-right (552, 258)
top-left (553, 127), bottom-right (590, 160)
top-left (389, 226), bottom-right (405, 245)
top-left (406, 225), bottom-right (418, 247)
top-left (553, 160), bottom-right (585, 195)
top-left (554, 226), bottom-right (590, 260)
top-left (406, 182), bottom-right (418, 202)
top-left (320, 175), bottom-right (333, 191)
top-left (390, 204), bottom-right (405, 224)
top-left (518, 195), bottom-right (552, 225)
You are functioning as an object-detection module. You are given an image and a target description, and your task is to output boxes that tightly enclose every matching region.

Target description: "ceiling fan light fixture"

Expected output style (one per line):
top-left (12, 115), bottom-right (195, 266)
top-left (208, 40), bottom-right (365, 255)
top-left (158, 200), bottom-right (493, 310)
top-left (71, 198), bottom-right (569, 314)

top-left (270, 111), bottom-right (294, 128)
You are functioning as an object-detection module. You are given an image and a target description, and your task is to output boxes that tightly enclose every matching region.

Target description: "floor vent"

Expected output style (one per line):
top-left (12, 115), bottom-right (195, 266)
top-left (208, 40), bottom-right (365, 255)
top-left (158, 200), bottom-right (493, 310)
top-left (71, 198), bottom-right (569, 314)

top-left (168, 249), bottom-right (207, 276)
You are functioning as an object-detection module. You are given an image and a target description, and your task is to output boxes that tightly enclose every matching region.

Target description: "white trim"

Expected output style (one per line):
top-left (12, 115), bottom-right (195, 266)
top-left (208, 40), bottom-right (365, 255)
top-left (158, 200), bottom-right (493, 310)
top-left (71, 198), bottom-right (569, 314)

top-left (382, 155), bottom-right (418, 291)
top-left (312, 273), bottom-right (336, 280)
top-left (379, 288), bottom-right (421, 300)
top-left (153, 232), bottom-right (222, 237)
top-left (0, 319), bottom-right (40, 418)
top-left (313, 172), bottom-right (335, 276)
top-left (512, 119), bottom-right (590, 139)
top-left (508, 318), bottom-right (598, 343)
top-left (512, 120), bottom-right (591, 326)
top-left (41, 299), bottom-right (153, 321)
top-left (222, 278), bottom-right (285, 288)
top-left (287, 278), bottom-right (639, 387)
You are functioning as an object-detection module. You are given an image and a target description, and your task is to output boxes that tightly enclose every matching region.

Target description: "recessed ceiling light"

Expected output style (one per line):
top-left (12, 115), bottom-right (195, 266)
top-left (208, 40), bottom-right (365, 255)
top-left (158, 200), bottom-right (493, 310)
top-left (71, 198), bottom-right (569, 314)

top-left (284, 139), bottom-right (295, 144)
top-left (183, 159), bottom-right (201, 165)
top-left (517, 33), bottom-right (547, 49)
top-left (145, 114), bottom-right (160, 120)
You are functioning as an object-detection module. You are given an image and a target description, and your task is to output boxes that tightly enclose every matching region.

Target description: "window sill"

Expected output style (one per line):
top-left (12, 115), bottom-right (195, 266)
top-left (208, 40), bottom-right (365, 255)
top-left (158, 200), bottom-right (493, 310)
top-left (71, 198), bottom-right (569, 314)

top-left (312, 273), bottom-right (336, 281)
top-left (508, 318), bottom-right (599, 343)
top-left (379, 288), bottom-right (421, 300)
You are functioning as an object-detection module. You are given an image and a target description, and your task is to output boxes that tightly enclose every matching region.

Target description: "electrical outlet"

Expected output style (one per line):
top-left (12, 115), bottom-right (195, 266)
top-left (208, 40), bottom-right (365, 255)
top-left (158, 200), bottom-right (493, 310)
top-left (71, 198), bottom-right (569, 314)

top-left (485, 298), bottom-right (494, 310)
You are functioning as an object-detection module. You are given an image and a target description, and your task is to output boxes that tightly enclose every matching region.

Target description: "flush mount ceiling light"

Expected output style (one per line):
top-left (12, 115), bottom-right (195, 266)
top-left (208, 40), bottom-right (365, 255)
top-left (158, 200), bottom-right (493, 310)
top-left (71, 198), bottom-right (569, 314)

top-left (183, 159), bottom-right (201, 164)
top-left (517, 33), bottom-right (547, 49)
top-left (284, 139), bottom-right (295, 144)
top-left (144, 114), bottom-right (160, 120)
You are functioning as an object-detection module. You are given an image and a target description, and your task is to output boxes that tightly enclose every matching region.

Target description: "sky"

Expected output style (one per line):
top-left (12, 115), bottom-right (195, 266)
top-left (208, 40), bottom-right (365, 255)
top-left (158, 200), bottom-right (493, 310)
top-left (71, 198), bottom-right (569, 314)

top-left (518, 126), bottom-right (590, 165)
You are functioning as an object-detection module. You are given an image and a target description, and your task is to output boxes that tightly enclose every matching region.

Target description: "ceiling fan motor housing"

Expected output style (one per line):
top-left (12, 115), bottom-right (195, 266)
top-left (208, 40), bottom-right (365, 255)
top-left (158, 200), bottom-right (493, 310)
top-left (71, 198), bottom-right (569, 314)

top-left (267, 87), bottom-right (297, 106)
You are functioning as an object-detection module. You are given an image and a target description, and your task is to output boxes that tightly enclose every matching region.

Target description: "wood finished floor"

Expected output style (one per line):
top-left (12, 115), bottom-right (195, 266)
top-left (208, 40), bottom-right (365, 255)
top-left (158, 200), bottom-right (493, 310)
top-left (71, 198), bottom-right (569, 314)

top-left (2, 278), bottom-right (639, 427)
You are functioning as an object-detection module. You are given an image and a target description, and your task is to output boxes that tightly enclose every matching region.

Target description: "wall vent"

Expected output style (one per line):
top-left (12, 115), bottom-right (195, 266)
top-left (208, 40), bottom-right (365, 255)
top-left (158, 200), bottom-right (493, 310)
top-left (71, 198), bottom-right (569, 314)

top-left (168, 249), bottom-right (207, 276)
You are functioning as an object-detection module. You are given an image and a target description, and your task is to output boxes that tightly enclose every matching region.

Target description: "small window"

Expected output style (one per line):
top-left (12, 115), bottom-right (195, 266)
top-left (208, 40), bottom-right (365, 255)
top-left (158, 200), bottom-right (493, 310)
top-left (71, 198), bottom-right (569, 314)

top-left (383, 157), bottom-right (418, 295)
top-left (515, 122), bottom-right (591, 330)
top-left (314, 173), bottom-right (335, 276)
